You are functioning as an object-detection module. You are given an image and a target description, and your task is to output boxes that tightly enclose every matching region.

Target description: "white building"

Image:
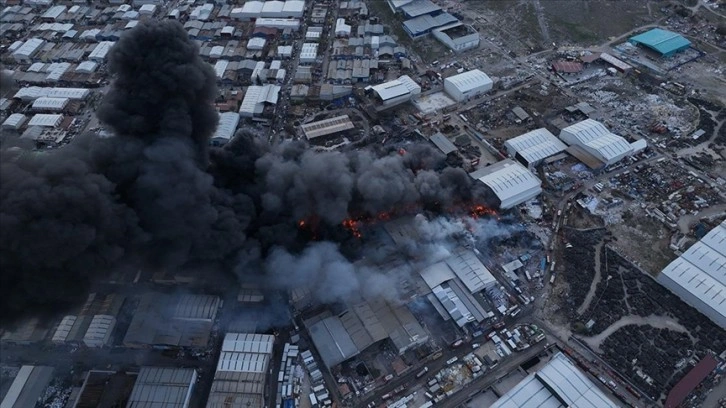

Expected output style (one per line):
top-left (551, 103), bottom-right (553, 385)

top-left (255, 18), bottom-right (300, 30)
top-left (0, 366), bottom-right (55, 408)
top-left (82, 314), bottom-right (116, 348)
top-left (300, 43), bottom-right (319, 64)
top-left (277, 45), bottom-right (293, 58)
top-left (75, 61), bottom-right (98, 73)
top-left (51, 316), bottom-right (77, 344)
top-left (469, 159), bottom-right (542, 209)
top-left (27, 114), bottom-right (63, 128)
top-left (212, 112), bottom-right (240, 145)
top-left (491, 352), bottom-right (618, 408)
top-left (45, 62), bottom-right (71, 82)
top-left (128, 367), bottom-right (197, 408)
top-left (88, 41), bottom-right (115, 62)
top-left (247, 37), bottom-right (267, 51)
top-left (367, 75), bottom-right (421, 108)
top-left (443, 69), bottom-right (493, 102)
top-left (31, 97), bottom-right (69, 112)
top-left (239, 84), bottom-right (280, 118)
top-left (559, 119), bottom-right (633, 167)
top-left (190, 3), bottom-right (214, 21)
top-left (213, 60), bottom-right (228, 79)
top-left (282, 0), bottom-right (305, 17)
top-left (14, 87), bottom-right (90, 102)
top-left (504, 128), bottom-right (568, 168)
top-left (2, 114), bottom-right (28, 131)
top-left (41, 5), bottom-right (66, 21)
top-left (209, 45), bottom-right (224, 59)
top-left (139, 4), bottom-right (157, 16)
top-left (335, 18), bottom-right (351, 37)
top-left (433, 23), bottom-right (481, 53)
top-left (12, 38), bottom-right (45, 63)
top-left (658, 220), bottom-right (726, 328)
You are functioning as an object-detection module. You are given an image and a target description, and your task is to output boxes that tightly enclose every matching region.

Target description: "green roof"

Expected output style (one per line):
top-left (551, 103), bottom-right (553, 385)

top-left (629, 28), bottom-right (691, 56)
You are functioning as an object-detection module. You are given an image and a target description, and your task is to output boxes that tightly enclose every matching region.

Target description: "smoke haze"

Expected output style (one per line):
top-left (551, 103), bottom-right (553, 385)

top-left (0, 20), bottom-right (499, 324)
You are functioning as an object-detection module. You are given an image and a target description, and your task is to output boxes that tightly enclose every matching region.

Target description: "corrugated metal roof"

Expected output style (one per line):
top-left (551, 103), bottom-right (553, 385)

top-left (445, 248), bottom-right (496, 293)
top-left (430, 133), bottom-right (457, 154)
top-left (402, 12), bottom-right (458, 36)
top-left (307, 315), bottom-right (359, 367)
top-left (629, 28), bottom-right (691, 55)
top-left (665, 354), bottom-right (718, 408)
top-left (127, 367), bottom-right (196, 408)
top-left (505, 128), bottom-right (567, 165)
top-left (301, 115), bottom-right (355, 139)
top-left (560, 119), bottom-right (632, 163)
top-left (400, 0), bottom-right (441, 18)
top-left (444, 69), bottom-right (493, 93)
top-left (471, 159), bottom-right (542, 209)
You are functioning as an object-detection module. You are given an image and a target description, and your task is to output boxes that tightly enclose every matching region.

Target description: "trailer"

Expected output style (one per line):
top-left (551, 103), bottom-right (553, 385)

top-left (550, 274), bottom-right (556, 284)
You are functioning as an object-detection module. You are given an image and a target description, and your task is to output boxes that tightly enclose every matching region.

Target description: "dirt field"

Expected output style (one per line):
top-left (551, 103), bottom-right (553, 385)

top-left (608, 206), bottom-right (676, 275)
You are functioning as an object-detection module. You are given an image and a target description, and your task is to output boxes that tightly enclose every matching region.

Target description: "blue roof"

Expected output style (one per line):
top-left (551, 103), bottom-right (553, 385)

top-left (629, 28), bottom-right (691, 56)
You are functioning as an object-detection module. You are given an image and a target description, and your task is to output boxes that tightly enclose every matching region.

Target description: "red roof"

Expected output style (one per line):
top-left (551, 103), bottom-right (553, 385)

top-left (665, 354), bottom-right (718, 408)
top-left (551, 60), bottom-right (583, 73)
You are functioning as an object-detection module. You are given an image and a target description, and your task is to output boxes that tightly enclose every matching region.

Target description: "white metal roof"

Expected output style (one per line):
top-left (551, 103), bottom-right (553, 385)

top-left (241, 1), bottom-right (264, 14)
top-left (559, 119), bottom-right (632, 163)
top-left (76, 61), bottom-right (98, 73)
top-left (41, 5), bottom-right (66, 19)
top-left (127, 367), bottom-right (196, 408)
top-left (282, 0), bottom-right (305, 14)
top-left (492, 352), bottom-right (618, 408)
top-left (213, 60), bottom-right (228, 78)
top-left (213, 112), bottom-right (239, 142)
top-left (89, 41), bottom-right (115, 61)
top-left (247, 37), bottom-right (266, 50)
top-left (12, 38), bottom-right (44, 57)
top-left (217, 351), bottom-right (269, 373)
top-left (239, 84), bottom-right (280, 116)
top-left (221, 333), bottom-right (275, 354)
top-left (2, 113), bottom-right (27, 129)
top-left (419, 261), bottom-right (456, 289)
top-left (444, 69), bottom-right (493, 93)
top-left (82, 314), bottom-right (115, 344)
top-left (28, 113), bottom-right (62, 127)
top-left (173, 294), bottom-right (221, 321)
top-left (262, 0), bottom-right (284, 15)
top-left (255, 18), bottom-right (300, 29)
top-left (32, 97), bottom-right (68, 110)
top-left (471, 159), bottom-right (542, 209)
top-left (397, 75), bottom-right (421, 94)
top-left (369, 77), bottom-right (419, 101)
top-left (445, 249), bottom-right (497, 293)
top-left (51, 315), bottom-right (77, 342)
top-left (301, 115), bottom-right (355, 139)
top-left (505, 128), bottom-right (568, 164)
top-left (300, 43), bottom-right (319, 60)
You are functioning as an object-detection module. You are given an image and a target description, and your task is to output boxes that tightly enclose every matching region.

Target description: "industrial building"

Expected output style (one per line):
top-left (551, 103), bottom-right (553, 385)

top-left (301, 115), bottom-right (355, 142)
top-left (665, 354), bottom-right (718, 408)
top-left (306, 298), bottom-right (429, 368)
top-left (490, 352), bottom-right (618, 408)
top-left (31, 97), bottom-right (69, 112)
top-left (299, 43), bottom-right (319, 64)
top-left (402, 13), bottom-right (459, 39)
top-left (443, 69), bottom-right (493, 102)
top-left (27, 113), bottom-right (63, 127)
top-left (629, 28), bottom-right (691, 57)
top-left (82, 314), bottom-right (116, 348)
top-left (123, 293), bottom-right (221, 348)
top-left (230, 0), bottom-right (305, 20)
top-left (88, 41), bottom-right (115, 62)
top-left (13, 86), bottom-right (90, 102)
top-left (212, 112), bottom-right (240, 145)
top-left (207, 333), bottom-right (275, 408)
top-left (469, 159), bottom-right (542, 209)
top-left (11, 38), bottom-right (44, 62)
top-left (504, 128), bottom-right (568, 168)
top-left (658, 220), bottom-right (726, 328)
top-left (238, 84), bottom-right (280, 118)
top-left (433, 23), bottom-right (481, 53)
top-left (366, 75), bottom-right (421, 108)
top-left (127, 367), bottom-right (197, 408)
top-left (0, 366), bottom-right (55, 408)
top-left (2, 113), bottom-right (27, 131)
top-left (399, 0), bottom-right (441, 19)
top-left (418, 248), bottom-right (496, 327)
top-left (72, 370), bottom-right (137, 408)
top-left (559, 119), bottom-right (634, 167)
top-left (51, 293), bottom-right (124, 346)
top-left (429, 132), bottom-right (457, 155)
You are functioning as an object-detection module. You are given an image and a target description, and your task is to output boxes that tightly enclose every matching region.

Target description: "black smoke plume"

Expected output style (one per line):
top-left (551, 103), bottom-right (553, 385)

top-left (0, 20), bottom-right (494, 325)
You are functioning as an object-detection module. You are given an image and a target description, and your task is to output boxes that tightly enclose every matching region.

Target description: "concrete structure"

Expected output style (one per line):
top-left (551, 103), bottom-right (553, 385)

top-left (0, 366), bottom-right (55, 408)
top-left (301, 115), bottom-right (355, 141)
top-left (2, 113), bottom-right (27, 130)
top-left (491, 352), bottom-right (618, 408)
top-left (31, 97), bottom-right (69, 112)
top-left (127, 367), bottom-right (197, 408)
top-left (27, 114), bottom-right (63, 127)
top-left (559, 119), bottom-right (633, 167)
top-left (658, 220), bottom-right (726, 328)
top-left (207, 333), bottom-right (275, 408)
top-left (470, 159), bottom-right (542, 209)
top-left (367, 75), bottom-right (421, 108)
top-left (433, 23), bottom-right (480, 53)
top-left (629, 28), bottom-right (691, 57)
top-left (443, 69), bottom-right (493, 102)
top-left (212, 112), bottom-right (240, 145)
top-left (504, 128), bottom-right (568, 168)
top-left (239, 85), bottom-right (280, 118)
top-left (82, 314), bottom-right (116, 348)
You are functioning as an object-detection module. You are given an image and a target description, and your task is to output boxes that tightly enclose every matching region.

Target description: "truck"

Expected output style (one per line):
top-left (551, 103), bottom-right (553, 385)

top-left (416, 367), bottom-right (429, 378)
top-left (451, 339), bottom-right (464, 348)
top-left (446, 357), bottom-right (459, 365)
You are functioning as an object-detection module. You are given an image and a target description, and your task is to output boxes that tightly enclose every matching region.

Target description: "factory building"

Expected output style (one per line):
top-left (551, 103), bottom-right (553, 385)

top-left (27, 113), bottom-right (63, 127)
top-left (399, 0), bottom-right (441, 19)
top-left (73, 370), bottom-right (137, 407)
top-left (11, 38), bottom-right (44, 63)
top-left (301, 115), bottom-right (355, 142)
top-left (433, 23), bottom-right (481, 53)
top-left (658, 220), bottom-right (726, 328)
top-left (123, 293), bottom-right (221, 348)
top-left (629, 28), bottom-right (691, 57)
top-left (402, 12), bottom-right (459, 39)
top-left (429, 132), bottom-right (457, 155)
top-left (299, 43), bottom-right (319, 64)
top-left (443, 69), bottom-right (493, 102)
top-left (88, 41), bottom-right (115, 62)
top-left (418, 248), bottom-right (496, 327)
top-left (82, 314), bottom-right (116, 348)
top-left (254, 18), bottom-right (300, 30)
top-left (366, 75), bottom-right (421, 108)
top-left (470, 159), bottom-right (542, 209)
top-left (0, 366), bottom-right (55, 408)
top-left (31, 97), bottom-right (69, 112)
top-left (212, 112), bottom-right (240, 145)
top-left (50, 293), bottom-right (124, 346)
top-left (13, 87), bottom-right (90, 102)
top-left (127, 367), bottom-right (197, 408)
top-left (231, 0), bottom-right (305, 20)
top-left (491, 352), bottom-right (618, 408)
top-left (2, 113), bottom-right (27, 131)
top-left (504, 128), bottom-right (568, 168)
top-left (207, 333), bottom-right (275, 408)
top-left (238, 84), bottom-right (280, 118)
top-left (559, 119), bottom-right (634, 167)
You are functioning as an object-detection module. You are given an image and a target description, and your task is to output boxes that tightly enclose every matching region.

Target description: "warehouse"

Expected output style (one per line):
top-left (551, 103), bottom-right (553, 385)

top-left (559, 119), bottom-right (633, 167)
top-left (13, 86), bottom-right (90, 102)
top-left (443, 69), bottom-right (493, 102)
top-left (1, 318), bottom-right (48, 345)
top-left (82, 314), bottom-right (116, 348)
top-left (89, 41), bottom-right (115, 62)
top-left (429, 132), bottom-right (457, 155)
top-left (0, 366), bottom-right (55, 408)
top-left (11, 38), bottom-right (44, 62)
top-left (469, 159), bottom-right (542, 209)
top-left (207, 333), bottom-right (275, 408)
top-left (123, 293), bottom-right (221, 348)
top-left (239, 84), bottom-right (280, 118)
top-left (433, 23), bottom-right (481, 53)
top-left (629, 28), bottom-right (691, 57)
top-left (127, 367), bottom-right (197, 408)
top-left (658, 220), bottom-right (726, 328)
top-left (504, 128), bottom-right (568, 168)
top-left (254, 18), bottom-right (300, 30)
top-left (299, 43), bottom-right (319, 63)
top-left (31, 97), bottom-right (69, 112)
top-left (665, 354), bottom-right (718, 408)
top-left (2, 113), bottom-right (27, 131)
top-left (491, 352), bottom-right (617, 408)
top-left (366, 75), bottom-right (421, 108)
top-left (27, 113), bottom-right (63, 127)
top-left (301, 115), bottom-right (355, 141)
top-left (400, 0), bottom-right (441, 18)
top-left (212, 112), bottom-right (240, 145)
top-left (74, 370), bottom-right (137, 407)
top-left (402, 13), bottom-right (458, 39)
